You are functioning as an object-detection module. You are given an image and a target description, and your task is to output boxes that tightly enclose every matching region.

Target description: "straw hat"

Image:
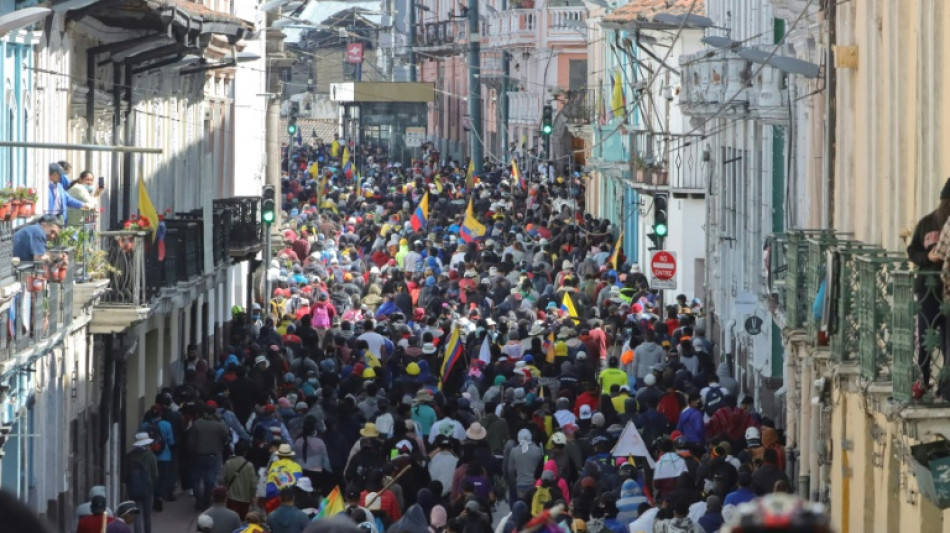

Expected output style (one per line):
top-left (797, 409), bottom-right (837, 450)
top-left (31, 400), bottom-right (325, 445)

top-left (276, 443), bottom-right (295, 457)
top-left (465, 422), bottom-right (488, 441)
top-left (360, 422), bottom-right (380, 438)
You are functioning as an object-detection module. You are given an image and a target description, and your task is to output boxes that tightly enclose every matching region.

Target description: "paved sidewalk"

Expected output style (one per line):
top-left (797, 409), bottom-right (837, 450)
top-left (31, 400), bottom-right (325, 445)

top-left (150, 494), bottom-right (204, 532)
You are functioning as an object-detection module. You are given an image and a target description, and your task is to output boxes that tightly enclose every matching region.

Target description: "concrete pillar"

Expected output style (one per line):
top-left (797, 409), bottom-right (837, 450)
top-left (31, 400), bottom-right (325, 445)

top-left (168, 307), bottom-right (181, 384)
top-left (155, 315), bottom-right (166, 388)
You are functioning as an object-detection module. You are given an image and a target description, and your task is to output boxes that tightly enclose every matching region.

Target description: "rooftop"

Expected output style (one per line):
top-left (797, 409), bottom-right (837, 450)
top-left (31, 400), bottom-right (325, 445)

top-left (603, 0), bottom-right (705, 24)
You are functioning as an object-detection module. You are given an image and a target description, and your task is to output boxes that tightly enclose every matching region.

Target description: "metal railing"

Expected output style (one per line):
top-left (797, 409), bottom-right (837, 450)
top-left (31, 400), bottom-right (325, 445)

top-left (804, 232), bottom-right (852, 347)
top-left (855, 253), bottom-right (909, 381)
top-left (99, 231), bottom-right (148, 306)
top-left (414, 20), bottom-right (467, 47)
top-left (784, 231), bottom-right (811, 330)
top-left (562, 88), bottom-right (594, 125)
top-left (768, 233), bottom-right (789, 311)
top-left (214, 197), bottom-right (262, 251)
top-left (828, 241), bottom-right (887, 362)
top-left (890, 269), bottom-right (949, 402)
top-left (0, 252), bottom-right (75, 363)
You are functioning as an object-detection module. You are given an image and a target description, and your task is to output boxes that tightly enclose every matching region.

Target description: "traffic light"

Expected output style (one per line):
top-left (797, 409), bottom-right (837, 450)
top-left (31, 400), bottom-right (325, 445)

top-left (651, 193), bottom-right (668, 249)
top-left (541, 105), bottom-right (553, 136)
top-left (262, 185), bottom-right (275, 224)
top-left (288, 102), bottom-right (300, 135)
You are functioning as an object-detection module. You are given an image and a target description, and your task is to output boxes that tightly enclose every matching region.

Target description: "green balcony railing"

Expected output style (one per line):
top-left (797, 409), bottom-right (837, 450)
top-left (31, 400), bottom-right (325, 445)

top-left (891, 269), bottom-right (918, 402)
top-left (855, 252), bottom-right (910, 381)
top-left (785, 232), bottom-right (810, 330)
top-left (769, 234), bottom-right (789, 311)
top-left (889, 269), bottom-right (950, 403)
top-left (829, 241), bottom-right (888, 362)
top-left (804, 232), bottom-right (852, 347)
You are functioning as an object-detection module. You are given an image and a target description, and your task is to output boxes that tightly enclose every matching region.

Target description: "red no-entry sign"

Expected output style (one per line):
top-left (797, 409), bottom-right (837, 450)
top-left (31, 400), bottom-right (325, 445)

top-left (650, 250), bottom-right (677, 289)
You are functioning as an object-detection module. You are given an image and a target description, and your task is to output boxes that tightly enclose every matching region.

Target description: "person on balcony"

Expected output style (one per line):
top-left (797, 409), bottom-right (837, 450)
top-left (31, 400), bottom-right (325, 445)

top-left (13, 215), bottom-right (62, 263)
top-left (907, 178), bottom-right (950, 399)
top-left (48, 162), bottom-right (93, 219)
top-left (67, 170), bottom-right (104, 206)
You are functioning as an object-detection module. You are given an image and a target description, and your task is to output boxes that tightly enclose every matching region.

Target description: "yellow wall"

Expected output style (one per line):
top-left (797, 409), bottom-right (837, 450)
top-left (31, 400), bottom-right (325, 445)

top-left (832, 0), bottom-right (950, 251)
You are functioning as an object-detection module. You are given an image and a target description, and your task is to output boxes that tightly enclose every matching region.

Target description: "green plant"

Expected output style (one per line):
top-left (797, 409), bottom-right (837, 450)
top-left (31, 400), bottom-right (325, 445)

top-left (50, 226), bottom-right (120, 280)
top-left (13, 187), bottom-right (37, 202)
top-left (0, 187), bottom-right (13, 203)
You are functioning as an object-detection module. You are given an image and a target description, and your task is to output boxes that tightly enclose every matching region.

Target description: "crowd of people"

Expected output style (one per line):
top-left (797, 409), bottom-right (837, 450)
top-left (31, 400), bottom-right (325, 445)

top-left (71, 137), bottom-right (831, 533)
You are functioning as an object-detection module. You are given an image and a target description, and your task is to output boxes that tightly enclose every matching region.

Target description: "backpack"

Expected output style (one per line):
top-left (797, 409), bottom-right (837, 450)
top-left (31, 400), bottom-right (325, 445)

top-left (125, 453), bottom-right (152, 499)
top-left (703, 387), bottom-right (725, 417)
top-left (531, 484), bottom-right (553, 515)
top-left (311, 304), bottom-right (331, 329)
top-left (143, 421), bottom-right (166, 454)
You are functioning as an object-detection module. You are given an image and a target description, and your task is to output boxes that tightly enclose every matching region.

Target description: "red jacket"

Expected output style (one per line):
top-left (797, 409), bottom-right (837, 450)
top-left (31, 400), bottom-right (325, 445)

top-left (360, 489), bottom-right (401, 521)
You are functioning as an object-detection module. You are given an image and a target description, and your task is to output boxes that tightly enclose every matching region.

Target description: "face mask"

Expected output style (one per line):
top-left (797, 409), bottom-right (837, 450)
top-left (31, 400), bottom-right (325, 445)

top-left (85, 184), bottom-right (95, 193)
top-left (308, 378), bottom-right (318, 384)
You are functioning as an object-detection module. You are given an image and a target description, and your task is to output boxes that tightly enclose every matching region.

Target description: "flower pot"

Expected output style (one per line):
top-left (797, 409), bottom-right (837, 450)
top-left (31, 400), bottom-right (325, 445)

top-left (17, 201), bottom-right (34, 218)
top-left (0, 202), bottom-right (11, 220)
top-left (26, 276), bottom-right (45, 293)
top-left (10, 201), bottom-right (21, 219)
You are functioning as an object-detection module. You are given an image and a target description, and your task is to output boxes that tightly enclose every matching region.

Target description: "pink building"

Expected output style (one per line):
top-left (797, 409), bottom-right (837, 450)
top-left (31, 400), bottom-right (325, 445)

top-left (413, 0), bottom-right (588, 164)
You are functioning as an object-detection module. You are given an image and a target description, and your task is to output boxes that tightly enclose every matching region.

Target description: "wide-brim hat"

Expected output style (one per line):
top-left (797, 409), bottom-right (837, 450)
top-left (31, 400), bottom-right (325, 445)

top-left (133, 432), bottom-right (154, 447)
top-left (360, 422), bottom-right (380, 438)
top-left (528, 324), bottom-right (546, 337)
top-left (466, 422), bottom-right (488, 441)
top-left (276, 443), bottom-right (295, 457)
top-left (414, 389), bottom-right (434, 403)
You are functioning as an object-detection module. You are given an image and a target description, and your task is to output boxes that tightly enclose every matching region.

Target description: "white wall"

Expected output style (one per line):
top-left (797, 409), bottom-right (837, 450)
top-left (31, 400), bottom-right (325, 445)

top-left (233, 0), bottom-right (268, 197)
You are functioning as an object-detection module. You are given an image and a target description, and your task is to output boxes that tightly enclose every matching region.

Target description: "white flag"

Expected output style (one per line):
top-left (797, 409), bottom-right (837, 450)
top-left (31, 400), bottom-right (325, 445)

top-left (478, 336), bottom-right (492, 365)
top-left (611, 421), bottom-right (656, 469)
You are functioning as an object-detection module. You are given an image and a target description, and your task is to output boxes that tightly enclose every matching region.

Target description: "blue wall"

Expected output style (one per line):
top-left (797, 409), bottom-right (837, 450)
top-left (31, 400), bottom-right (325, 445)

top-left (1, 39), bottom-right (33, 189)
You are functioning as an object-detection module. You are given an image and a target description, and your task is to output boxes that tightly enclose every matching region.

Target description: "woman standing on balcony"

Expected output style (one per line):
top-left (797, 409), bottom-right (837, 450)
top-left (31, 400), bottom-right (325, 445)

top-left (907, 178), bottom-right (950, 399)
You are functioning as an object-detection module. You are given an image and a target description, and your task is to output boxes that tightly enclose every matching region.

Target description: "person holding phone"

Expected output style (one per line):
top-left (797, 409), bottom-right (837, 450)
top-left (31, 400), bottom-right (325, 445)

top-left (67, 170), bottom-right (105, 207)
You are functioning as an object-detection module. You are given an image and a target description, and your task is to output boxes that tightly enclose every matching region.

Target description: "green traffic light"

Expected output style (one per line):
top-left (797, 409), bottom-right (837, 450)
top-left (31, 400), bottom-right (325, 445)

top-left (262, 210), bottom-right (275, 224)
top-left (542, 124), bottom-right (552, 135)
top-left (654, 223), bottom-right (668, 237)
top-left (287, 125), bottom-right (298, 135)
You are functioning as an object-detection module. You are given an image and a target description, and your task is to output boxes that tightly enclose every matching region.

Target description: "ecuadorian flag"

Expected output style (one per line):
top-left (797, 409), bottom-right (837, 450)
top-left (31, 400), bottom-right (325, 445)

top-left (439, 326), bottom-right (463, 390)
top-left (342, 146), bottom-right (352, 178)
top-left (410, 192), bottom-right (429, 232)
top-left (561, 292), bottom-right (579, 323)
top-left (512, 159), bottom-right (526, 191)
top-left (459, 198), bottom-right (486, 243)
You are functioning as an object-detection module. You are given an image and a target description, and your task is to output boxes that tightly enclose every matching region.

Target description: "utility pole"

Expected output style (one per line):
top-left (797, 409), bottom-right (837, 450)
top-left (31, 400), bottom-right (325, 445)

top-left (467, 0), bottom-right (482, 173)
top-left (408, 1), bottom-right (417, 81)
top-left (499, 0), bottom-right (509, 161)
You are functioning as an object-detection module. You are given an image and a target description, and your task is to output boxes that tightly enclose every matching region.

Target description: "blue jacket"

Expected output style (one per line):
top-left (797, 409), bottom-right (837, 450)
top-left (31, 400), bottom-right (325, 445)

top-left (676, 406), bottom-right (705, 444)
top-left (48, 180), bottom-right (84, 217)
top-left (141, 418), bottom-right (175, 462)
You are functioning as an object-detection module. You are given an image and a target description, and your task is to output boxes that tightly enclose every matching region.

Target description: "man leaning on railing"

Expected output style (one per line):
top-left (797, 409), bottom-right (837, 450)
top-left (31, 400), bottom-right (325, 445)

top-left (12, 214), bottom-right (65, 264)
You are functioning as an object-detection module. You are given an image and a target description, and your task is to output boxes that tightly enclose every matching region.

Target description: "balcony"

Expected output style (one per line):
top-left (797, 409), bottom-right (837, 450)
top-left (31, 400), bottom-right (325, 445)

top-left (413, 20), bottom-right (468, 55)
top-left (508, 91), bottom-right (542, 124)
top-left (772, 230), bottom-right (943, 402)
top-left (679, 48), bottom-right (786, 122)
top-left (562, 88), bottom-right (594, 125)
top-left (214, 197), bottom-right (263, 259)
top-left (0, 254), bottom-right (75, 366)
top-left (483, 7), bottom-right (586, 48)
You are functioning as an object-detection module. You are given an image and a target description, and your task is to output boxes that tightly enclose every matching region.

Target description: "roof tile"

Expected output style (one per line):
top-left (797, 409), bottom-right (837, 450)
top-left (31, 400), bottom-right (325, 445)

top-left (603, 0), bottom-right (705, 24)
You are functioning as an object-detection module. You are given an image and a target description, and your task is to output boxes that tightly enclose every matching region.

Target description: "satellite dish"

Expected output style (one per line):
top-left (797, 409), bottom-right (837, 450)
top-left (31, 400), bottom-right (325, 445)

top-left (235, 51), bottom-right (262, 63)
top-left (0, 7), bottom-right (51, 37)
top-left (767, 55), bottom-right (821, 78)
top-left (652, 12), bottom-right (714, 28)
top-left (260, 0), bottom-right (288, 13)
top-left (736, 47), bottom-right (770, 64)
top-left (702, 35), bottom-right (737, 48)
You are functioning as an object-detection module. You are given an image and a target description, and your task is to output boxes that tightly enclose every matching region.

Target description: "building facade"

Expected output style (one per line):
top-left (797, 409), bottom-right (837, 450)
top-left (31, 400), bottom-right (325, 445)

top-left (0, 0), bottom-right (266, 528)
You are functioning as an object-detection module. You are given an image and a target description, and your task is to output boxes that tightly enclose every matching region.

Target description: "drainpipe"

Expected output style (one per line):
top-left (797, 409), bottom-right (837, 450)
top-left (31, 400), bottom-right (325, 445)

top-left (798, 356), bottom-right (813, 496)
top-left (110, 63), bottom-right (122, 230)
top-left (810, 392), bottom-right (821, 500)
top-left (784, 335), bottom-right (798, 481)
top-left (821, 0), bottom-right (836, 229)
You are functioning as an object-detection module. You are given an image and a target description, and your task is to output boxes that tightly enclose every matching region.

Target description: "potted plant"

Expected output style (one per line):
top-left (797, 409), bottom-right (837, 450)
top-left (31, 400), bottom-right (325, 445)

top-left (0, 187), bottom-right (13, 220)
top-left (14, 187), bottom-right (37, 218)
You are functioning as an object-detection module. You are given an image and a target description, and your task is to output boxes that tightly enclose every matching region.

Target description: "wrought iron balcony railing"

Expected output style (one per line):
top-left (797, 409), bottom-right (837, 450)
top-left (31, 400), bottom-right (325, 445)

top-left (213, 197), bottom-right (262, 255)
top-left (99, 231), bottom-right (148, 306)
top-left (0, 251), bottom-right (75, 364)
